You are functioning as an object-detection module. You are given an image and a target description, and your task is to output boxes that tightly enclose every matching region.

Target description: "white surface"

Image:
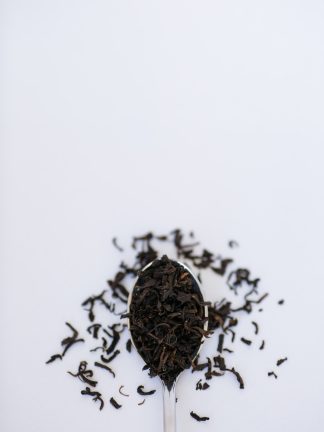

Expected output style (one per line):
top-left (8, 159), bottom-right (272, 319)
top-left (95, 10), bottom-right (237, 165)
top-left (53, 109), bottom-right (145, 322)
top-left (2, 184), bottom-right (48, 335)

top-left (1, 1), bottom-right (324, 431)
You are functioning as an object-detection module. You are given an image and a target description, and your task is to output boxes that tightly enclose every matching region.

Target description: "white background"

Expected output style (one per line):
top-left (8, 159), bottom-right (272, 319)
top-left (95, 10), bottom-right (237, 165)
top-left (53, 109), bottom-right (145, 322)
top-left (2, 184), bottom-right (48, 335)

top-left (1, 1), bottom-right (324, 431)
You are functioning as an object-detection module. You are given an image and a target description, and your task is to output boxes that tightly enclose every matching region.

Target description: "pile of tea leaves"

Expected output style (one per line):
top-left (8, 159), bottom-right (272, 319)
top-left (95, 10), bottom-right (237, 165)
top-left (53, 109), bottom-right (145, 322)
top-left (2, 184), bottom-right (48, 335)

top-left (46, 229), bottom-right (287, 422)
top-left (126, 255), bottom-right (208, 390)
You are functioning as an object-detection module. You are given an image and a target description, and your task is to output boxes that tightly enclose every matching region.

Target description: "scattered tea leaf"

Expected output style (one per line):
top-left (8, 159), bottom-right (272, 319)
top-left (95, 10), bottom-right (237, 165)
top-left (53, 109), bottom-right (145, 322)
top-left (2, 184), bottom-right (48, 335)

top-left (81, 387), bottom-right (104, 410)
top-left (137, 385), bottom-right (156, 396)
top-left (68, 361), bottom-right (97, 387)
top-left (126, 339), bottom-right (132, 353)
top-left (110, 397), bottom-right (122, 409)
top-left (251, 321), bottom-right (259, 335)
top-left (46, 354), bottom-right (62, 364)
top-left (94, 361), bottom-right (116, 378)
top-left (217, 334), bottom-right (224, 353)
top-left (112, 237), bottom-right (123, 252)
top-left (241, 337), bottom-right (252, 346)
top-left (190, 411), bottom-right (210, 422)
top-left (101, 350), bottom-right (120, 364)
top-left (276, 357), bottom-right (288, 366)
top-left (119, 386), bottom-right (129, 397)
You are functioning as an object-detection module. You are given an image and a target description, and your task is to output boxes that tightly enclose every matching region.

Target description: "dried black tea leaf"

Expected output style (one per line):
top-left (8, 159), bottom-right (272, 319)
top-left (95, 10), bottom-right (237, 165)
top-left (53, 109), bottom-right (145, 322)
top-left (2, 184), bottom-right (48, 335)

top-left (104, 327), bottom-right (120, 355)
top-left (82, 291), bottom-right (116, 322)
top-left (68, 361), bottom-right (97, 387)
top-left (231, 293), bottom-right (268, 314)
top-left (90, 336), bottom-right (108, 352)
top-left (228, 240), bottom-right (239, 248)
top-left (211, 258), bottom-right (233, 276)
top-left (268, 371), bottom-right (278, 379)
top-left (138, 399), bottom-right (145, 405)
top-left (46, 354), bottom-right (62, 364)
top-left (61, 322), bottom-right (84, 356)
top-left (192, 356), bottom-right (209, 373)
top-left (126, 339), bottom-right (132, 353)
top-left (241, 337), bottom-right (252, 346)
top-left (226, 328), bottom-right (236, 343)
top-left (110, 397), bottom-right (122, 409)
top-left (94, 362), bottom-right (115, 378)
top-left (107, 272), bottom-right (129, 304)
top-left (259, 340), bottom-right (265, 350)
top-left (196, 379), bottom-right (210, 390)
top-left (213, 355), bottom-right (226, 371)
top-left (112, 237), bottom-right (123, 252)
top-left (278, 299), bottom-right (285, 305)
top-left (251, 321), bottom-right (259, 335)
top-left (190, 411), bottom-right (210, 422)
top-left (100, 350), bottom-right (120, 364)
top-left (227, 268), bottom-right (260, 295)
top-left (87, 324), bottom-right (101, 339)
top-left (46, 323), bottom-right (84, 364)
top-left (81, 387), bottom-right (104, 410)
top-left (276, 357), bottom-right (288, 366)
top-left (227, 367), bottom-right (244, 389)
top-left (119, 386), bottom-right (129, 397)
top-left (137, 385), bottom-right (156, 396)
top-left (217, 334), bottom-right (224, 353)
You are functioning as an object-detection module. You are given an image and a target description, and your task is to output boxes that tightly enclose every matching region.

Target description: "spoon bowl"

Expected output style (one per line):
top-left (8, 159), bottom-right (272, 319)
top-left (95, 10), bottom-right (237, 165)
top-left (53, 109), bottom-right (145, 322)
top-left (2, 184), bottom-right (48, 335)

top-left (127, 257), bottom-right (209, 432)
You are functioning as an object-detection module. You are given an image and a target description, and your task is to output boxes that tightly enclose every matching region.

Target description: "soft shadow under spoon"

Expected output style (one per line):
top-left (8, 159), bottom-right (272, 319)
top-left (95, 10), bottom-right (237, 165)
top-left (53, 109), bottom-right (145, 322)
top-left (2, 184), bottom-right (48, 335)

top-left (126, 256), bottom-right (209, 432)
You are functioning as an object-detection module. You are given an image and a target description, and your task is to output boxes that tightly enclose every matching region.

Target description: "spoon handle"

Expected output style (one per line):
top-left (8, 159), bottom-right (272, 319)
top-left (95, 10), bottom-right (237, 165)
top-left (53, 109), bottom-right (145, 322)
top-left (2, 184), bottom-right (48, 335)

top-left (162, 381), bottom-right (176, 432)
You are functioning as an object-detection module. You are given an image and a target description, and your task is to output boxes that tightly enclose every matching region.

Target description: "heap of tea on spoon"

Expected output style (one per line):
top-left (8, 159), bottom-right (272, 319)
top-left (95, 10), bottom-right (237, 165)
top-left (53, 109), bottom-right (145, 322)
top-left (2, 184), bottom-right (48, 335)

top-left (125, 255), bottom-right (209, 432)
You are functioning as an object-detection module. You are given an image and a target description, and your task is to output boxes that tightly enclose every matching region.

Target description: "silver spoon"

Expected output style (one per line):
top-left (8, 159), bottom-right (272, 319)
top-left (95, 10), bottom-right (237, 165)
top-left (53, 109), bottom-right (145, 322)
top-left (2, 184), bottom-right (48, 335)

top-left (127, 259), bottom-right (209, 432)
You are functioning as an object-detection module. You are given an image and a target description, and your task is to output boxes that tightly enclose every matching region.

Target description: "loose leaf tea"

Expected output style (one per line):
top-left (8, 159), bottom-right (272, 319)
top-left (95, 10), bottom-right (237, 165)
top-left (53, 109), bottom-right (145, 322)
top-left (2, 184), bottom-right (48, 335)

top-left (217, 334), bottom-right (224, 353)
top-left (126, 339), bottom-right (132, 353)
top-left (81, 387), bottom-right (104, 410)
top-left (94, 361), bottom-right (116, 378)
top-left (241, 337), bottom-right (252, 346)
top-left (227, 367), bottom-right (244, 389)
top-left (127, 255), bottom-right (208, 390)
top-left (46, 228), bottom-right (287, 423)
top-left (46, 354), bottom-right (62, 364)
top-left (112, 237), bottom-right (124, 252)
top-left (68, 361), bottom-right (97, 387)
top-left (46, 322), bottom-right (84, 363)
top-left (251, 321), bottom-right (259, 335)
top-left (82, 291), bottom-right (115, 322)
top-left (276, 357), bottom-right (288, 366)
top-left (101, 350), bottom-right (120, 364)
top-left (211, 258), bottom-right (233, 276)
top-left (87, 324), bottom-right (101, 339)
top-left (196, 379), bottom-right (210, 390)
top-left (228, 240), bottom-right (239, 248)
top-left (137, 385), bottom-right (156, 396)
top-left (110, 397), bottom-right (122, 409)
top-left (119, 386), bottom-right (129, 397)
top-left (190, 411), bottom-right (210, 422)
